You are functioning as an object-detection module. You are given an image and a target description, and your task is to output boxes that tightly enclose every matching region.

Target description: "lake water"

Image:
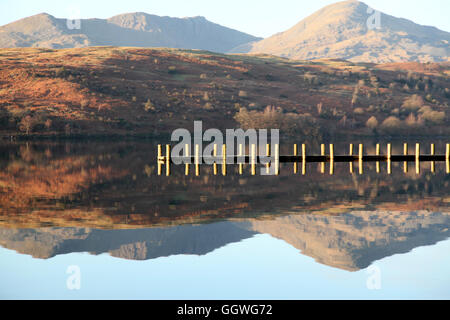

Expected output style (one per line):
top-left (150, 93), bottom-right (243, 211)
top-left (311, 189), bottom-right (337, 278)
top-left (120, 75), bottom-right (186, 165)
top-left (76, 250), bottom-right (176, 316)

top-left (0, 139), bottom-right (449, 300)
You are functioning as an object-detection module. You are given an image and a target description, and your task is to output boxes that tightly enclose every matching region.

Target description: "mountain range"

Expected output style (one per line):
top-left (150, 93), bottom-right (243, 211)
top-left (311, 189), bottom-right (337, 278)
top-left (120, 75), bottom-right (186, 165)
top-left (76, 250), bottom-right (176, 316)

top-left (0, 1), bottom-right (449, 62)
top-left (0, 12), bottom-right (260, 53)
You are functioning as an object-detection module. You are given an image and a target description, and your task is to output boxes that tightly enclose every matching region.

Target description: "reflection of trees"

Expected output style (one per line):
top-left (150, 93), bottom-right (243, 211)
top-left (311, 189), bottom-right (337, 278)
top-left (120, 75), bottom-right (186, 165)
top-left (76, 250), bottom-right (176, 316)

top-left (0, 143), bottom-right (128, 211)
top-left (0, 141), bottom-right (448, 229)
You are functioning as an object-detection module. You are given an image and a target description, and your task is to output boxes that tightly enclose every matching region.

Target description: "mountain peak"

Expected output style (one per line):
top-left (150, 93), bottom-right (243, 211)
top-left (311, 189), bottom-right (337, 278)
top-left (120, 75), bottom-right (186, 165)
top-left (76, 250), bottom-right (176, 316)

top-left (240, 0), bottom-right (450, 63)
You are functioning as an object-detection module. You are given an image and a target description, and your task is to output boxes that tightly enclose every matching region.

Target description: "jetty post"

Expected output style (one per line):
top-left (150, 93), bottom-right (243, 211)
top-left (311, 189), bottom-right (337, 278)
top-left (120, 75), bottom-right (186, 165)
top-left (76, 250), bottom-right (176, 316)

top-left (185, 144), bottom-right (190, 176)
top-left (195, 144), bottom-right (200, 176)
top-left (349, 144), bottom-right (354, 174)
top-left (213, 144), bottom-right (218, 175)
top-left (251, 144), bottom-right (256, 176)
top-left (416, 143), bottom-right (420, 174)
top-left (403, 143), bottom-right (408, 173)
top-left (387, 143), bottom-right (392, 175)
top-left (302, 144), bottom-right (306, 175)
top-left (329, 144), bottom-right (334, 175)
top-left (239, 144), bottom-right (244, 175)
top-left (222, 144), bottom-right (227, 176)
top-left (358, 144), bottom-right (363, 175)
top-left (275, 144), bottom-right (279, 175)
top-left (294, 144), bottom-right (298, 174)
top-left (446, 144), bottom-right (450, 174)
top-left (157, 144), bottom-right (162, 176)
top-left (430, 144), bottom-right (435, 173)
top-left (321, 144), bottom-right (325, 174)
top-left (166, 145), bottom-right (171, 177)
top-left (376, 143), bottom-right (380, 173)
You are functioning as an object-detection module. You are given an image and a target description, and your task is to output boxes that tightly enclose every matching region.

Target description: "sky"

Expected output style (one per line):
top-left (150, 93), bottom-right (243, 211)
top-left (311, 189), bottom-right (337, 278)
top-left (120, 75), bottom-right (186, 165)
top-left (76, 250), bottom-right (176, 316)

top-left (0, 0), bottom-right (449, 38)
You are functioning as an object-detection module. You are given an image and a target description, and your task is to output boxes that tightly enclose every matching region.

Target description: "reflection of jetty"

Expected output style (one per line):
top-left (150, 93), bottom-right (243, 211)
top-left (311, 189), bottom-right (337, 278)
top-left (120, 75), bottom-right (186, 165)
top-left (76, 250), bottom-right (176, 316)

top-left (158, 143), bottom-right (450, 176)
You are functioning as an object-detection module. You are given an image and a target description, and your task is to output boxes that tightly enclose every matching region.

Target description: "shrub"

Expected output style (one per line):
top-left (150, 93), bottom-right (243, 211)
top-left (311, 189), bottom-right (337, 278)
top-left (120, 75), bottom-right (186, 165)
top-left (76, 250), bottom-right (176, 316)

top-left (19, 115), bottom-right (37, 135)
top-left (380, 116), bottom-right (404, 133)
top-left (203, 103), bottom-right (213, 110)
top-left (234, 106), bottom-right (320, 137)
top-left (353, 108), bottom-right (365, 115)
top-left (144, 99), bottom-right (155, 112)
top-left (304, 72), bottom-right (318, 85)
top-left (418, 106), bottom-right (433, 114)
top-left (421, 110), bottom-right (446, 124)
top-left (238, 90), bottom-right (248, 98)
top-left (80, 99), bottom-right (89, 109)
top-left (402, 94), bottom-right (424, 111)
top-left (366, 116), bottom-right (378, 129)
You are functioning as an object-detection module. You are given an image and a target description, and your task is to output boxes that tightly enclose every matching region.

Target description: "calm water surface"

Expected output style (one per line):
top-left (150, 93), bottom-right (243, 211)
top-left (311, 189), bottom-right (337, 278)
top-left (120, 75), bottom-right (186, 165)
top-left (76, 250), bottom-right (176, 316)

top-left (0, 140), bottom-right (448, 299)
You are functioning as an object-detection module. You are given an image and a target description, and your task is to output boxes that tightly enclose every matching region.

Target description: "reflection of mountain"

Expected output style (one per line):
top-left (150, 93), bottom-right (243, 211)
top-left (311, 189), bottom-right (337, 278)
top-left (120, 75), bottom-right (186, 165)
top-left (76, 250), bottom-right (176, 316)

top-left (0, 222), bottom-right (256, 260)
top-left (0, 210), bottom-right (448, 271)
top-left (246, 211), bottom-right (450, 271)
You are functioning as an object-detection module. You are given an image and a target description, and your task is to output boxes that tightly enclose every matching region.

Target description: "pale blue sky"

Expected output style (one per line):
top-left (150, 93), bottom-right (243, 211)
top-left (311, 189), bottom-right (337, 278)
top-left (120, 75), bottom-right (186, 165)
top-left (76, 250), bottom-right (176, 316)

top-left (0, 0), bottom-right (449, 38)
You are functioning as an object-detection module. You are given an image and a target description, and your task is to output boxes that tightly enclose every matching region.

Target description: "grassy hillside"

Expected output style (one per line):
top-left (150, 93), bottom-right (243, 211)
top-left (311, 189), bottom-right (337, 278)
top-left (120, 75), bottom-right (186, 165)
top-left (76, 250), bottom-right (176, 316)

top-left (241, 0), bottom-right (450, 63)
top-left (0, 47), bottom-right (449, 139)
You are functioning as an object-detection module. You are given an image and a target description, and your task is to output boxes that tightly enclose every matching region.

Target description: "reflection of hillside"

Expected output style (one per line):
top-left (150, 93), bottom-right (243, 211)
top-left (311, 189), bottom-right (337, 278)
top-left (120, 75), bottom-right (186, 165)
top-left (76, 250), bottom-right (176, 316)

top-left (0, 222), bottom-right (256, 260)
top-left (0, 210), bottom-right (448, 272)
top-left (0, 141), bottom-right (449, 229)
top-left (246, 211), bottom-right (450, 271)
top-left (0, 144), bottom-right (128, 211)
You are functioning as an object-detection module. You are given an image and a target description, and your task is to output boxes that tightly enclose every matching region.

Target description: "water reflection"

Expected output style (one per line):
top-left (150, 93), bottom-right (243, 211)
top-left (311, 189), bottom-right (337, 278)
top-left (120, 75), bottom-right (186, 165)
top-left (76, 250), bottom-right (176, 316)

top-left (0, 140), bottom-right (448, 273)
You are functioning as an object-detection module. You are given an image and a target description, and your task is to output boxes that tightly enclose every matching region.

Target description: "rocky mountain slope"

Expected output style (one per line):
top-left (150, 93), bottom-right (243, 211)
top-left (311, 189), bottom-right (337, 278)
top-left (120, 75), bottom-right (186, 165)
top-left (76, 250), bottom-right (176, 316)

top-left (0, 12), bottom-right (260, 53)
top-left (234, 0), bottom-right (450, 63)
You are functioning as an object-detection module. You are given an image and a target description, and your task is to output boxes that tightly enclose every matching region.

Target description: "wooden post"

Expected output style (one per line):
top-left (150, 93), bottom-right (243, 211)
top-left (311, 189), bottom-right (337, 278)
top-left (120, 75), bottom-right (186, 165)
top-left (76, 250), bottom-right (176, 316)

top-left (293, 144), bottom-right (298, 174)
top-left (195, 144), bottom-right (200, 176)
top-left (222, 144), bottom-right (227, 176)
top-left (239, 144), bottom-right (243, 175)
top-left (349, 144), bottom-right (354, 174)
top-left (329, 144), bottom-right (334, 175)
top-left (166, 145), bottom-right (171, 177)
top-left (266, 144), bottom-right (270, 175)
top-left (157, 144), bottom-right (162, 176)
top-left (358, 144), bottom-right (363, 175)
top-left (430, 144), bottom-right (435, 173)
top-left (446, 144), bottom-right (450, 174)
top-left (302, 144), bottom-right (306, 176)
top-left (213, 144), bottom-right (218, 175)
top-left (321, 144), bottom-right (325, 174)
top-left (251, 144), bottom-right (256, 176)
top-left (403, 143), bottom-right (408, 174)
top-left (387, 143), bottom-right (392, 175)
top-left (376, 144), bottom-right (380, 174)
top-left (275, 144), bottom-right (279, 176)
top-left (416, 143), bottom-right (420, 174)
top-left (185, 144), bottom-right (190, 176)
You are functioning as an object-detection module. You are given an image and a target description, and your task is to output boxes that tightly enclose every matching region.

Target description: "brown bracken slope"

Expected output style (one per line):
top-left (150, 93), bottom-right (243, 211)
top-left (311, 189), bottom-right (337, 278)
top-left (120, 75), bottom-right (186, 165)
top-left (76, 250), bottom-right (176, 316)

top-left (0, 47), bottom-right (449, 138)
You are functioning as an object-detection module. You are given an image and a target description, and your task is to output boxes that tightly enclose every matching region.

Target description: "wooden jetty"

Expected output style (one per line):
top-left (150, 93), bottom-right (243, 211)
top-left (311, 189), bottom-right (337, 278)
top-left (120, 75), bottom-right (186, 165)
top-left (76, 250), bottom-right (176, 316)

top-left (158, 143), bottom-right (450, 176)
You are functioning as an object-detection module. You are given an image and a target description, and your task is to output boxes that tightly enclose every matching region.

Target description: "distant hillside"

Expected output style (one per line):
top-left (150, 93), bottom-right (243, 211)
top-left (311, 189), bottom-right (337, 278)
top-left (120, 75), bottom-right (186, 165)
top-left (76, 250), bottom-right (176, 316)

top-left (233, 0), bottom-right (450, 63)
top-left (0, 47), bottom-right (449, 139)
top-left (0, 12), bottom-right (260, 53)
